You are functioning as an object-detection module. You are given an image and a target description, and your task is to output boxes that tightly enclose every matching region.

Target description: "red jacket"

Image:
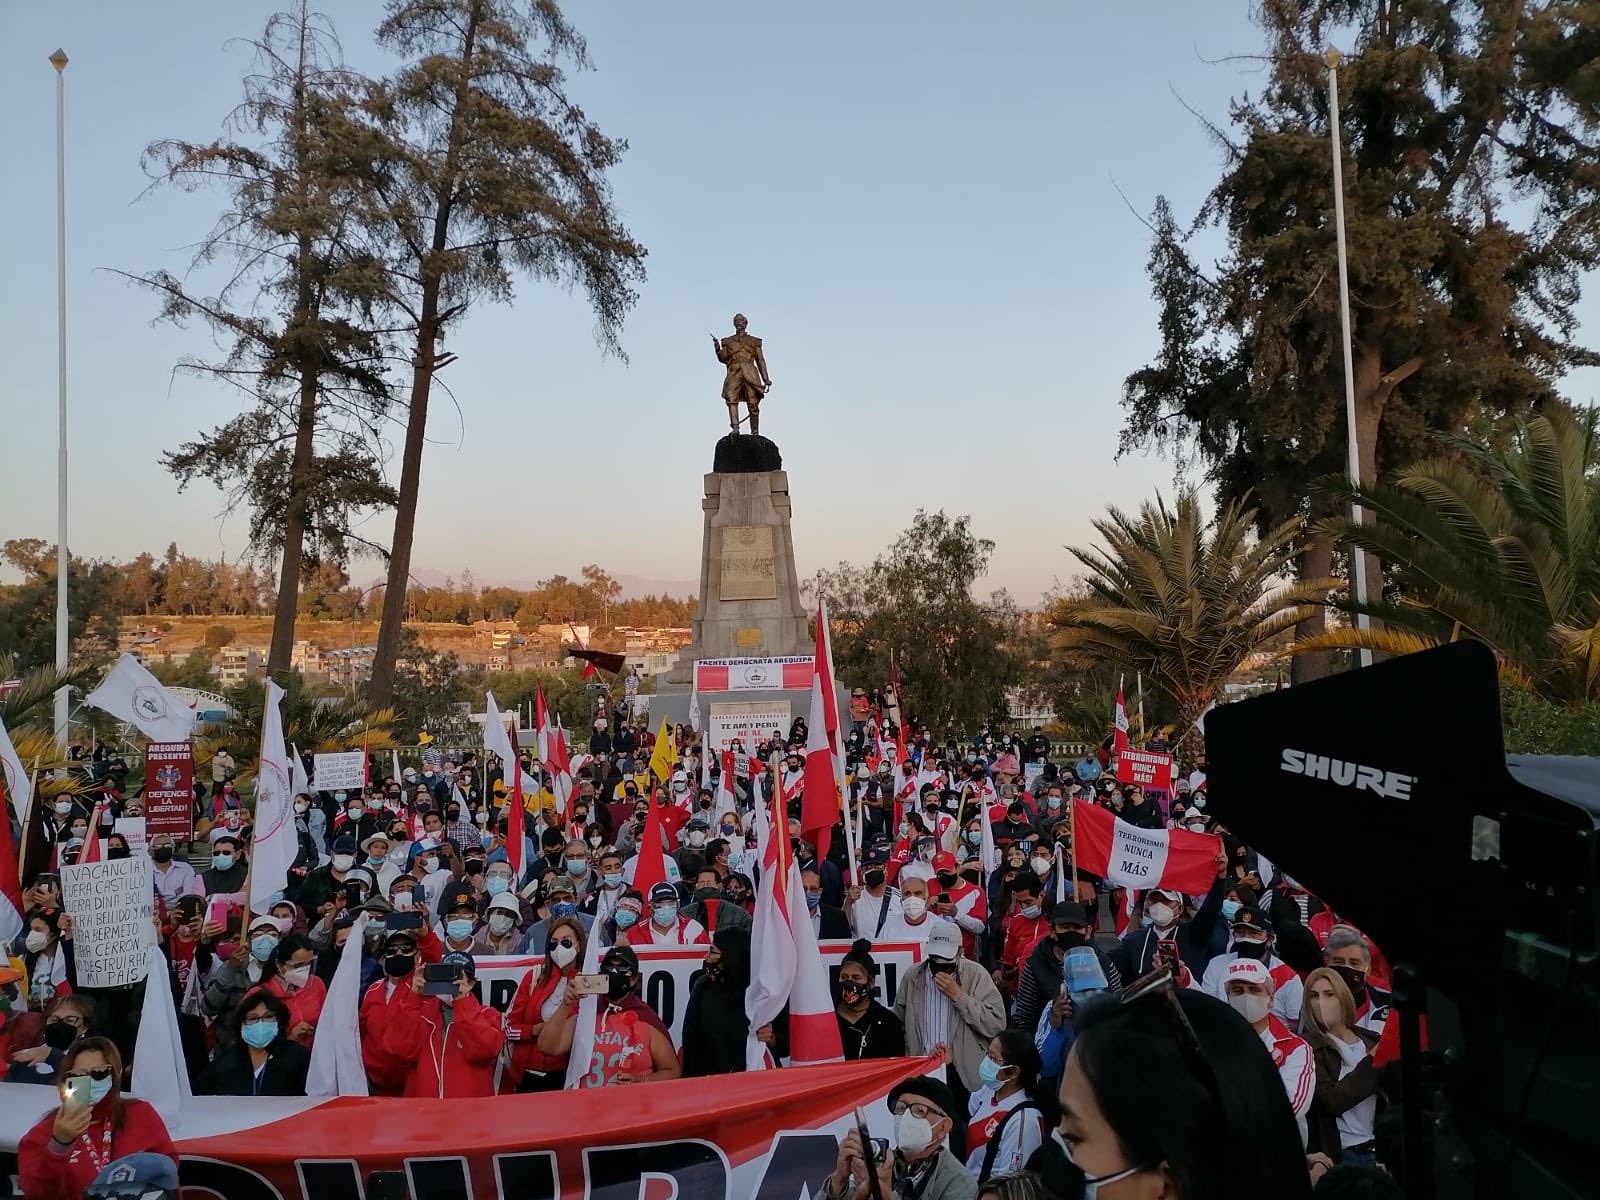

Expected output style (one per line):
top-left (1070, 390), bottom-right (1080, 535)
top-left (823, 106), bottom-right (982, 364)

top-left (19, 1098), bottom-right (177, 1200)
top-left (1001, 909), bottom-right (1051, 972)
top-left (506, 968), bottom-right (575, 1079)
top-left (266, 973), bottom-right (328, 1045)
top-left (377, 985), bottom-right (505, 1099)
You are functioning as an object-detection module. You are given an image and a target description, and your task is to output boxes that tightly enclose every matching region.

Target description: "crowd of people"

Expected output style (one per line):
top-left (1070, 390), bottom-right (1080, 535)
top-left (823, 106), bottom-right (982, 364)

top-left (4, 701), bottom-right (1402, 1199)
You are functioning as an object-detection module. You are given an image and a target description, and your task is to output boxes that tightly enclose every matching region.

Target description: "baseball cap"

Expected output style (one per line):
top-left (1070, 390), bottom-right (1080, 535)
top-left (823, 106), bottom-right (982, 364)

top-left (330, 834), bottom-right (358, 855)
top-left (931, 851), bottom-right (957, 871)
top-left (601, 944), bottom-right (639, 973)
top-left (440, 949), bottom-right (476, 977)
top-left (648, 881), bottom-right (679, 905)
top-left (1230, 904), bottom-right (1267, 929)
top-left (1224, 957), bottom-right (1273, 991)
top-left (924, 918), bottom-right (961, 961)
top-left (1050, 901), bottom-right (1090, 926)
top-left (863, 843), bottom-right (891, 866)
top-left (545, 875), bottom-right (580, 897)
top-left (92, 1152), bottom-right (180, 1192)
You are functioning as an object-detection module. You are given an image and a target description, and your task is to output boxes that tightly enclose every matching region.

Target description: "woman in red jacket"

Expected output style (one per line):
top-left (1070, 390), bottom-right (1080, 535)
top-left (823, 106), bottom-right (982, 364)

top-left (265, 933), bottom-right (326, 1044)
top-left (18, 1037), bottom-right (178, 1200)
top-left (378, 950), bottom-right (504, 1098)
top-left (504, 914), bottom-right (585, 1092)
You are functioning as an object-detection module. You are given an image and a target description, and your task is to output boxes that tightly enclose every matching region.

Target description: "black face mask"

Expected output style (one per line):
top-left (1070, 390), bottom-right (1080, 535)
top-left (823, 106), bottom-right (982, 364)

top-left (1233, 939), bottom-right (1268, 961)
top-left (446, 809), bottom-right (461, 822)
top-left (384, 952), bottom-right (416, 978)
top-left (839, 981), bottom-right (871, 1005)
top-left (1055, 930), bottom-right (1089, 953)
top-left (43, 1019), bottom-right (79, 1050)
top-left (151, 847), bottom-right (173, 864)
top-left (1330, 963), bottom-right (1367, 1002)
top-left (605, 969), bottom-right (634, 1000)
top-left (936, 871), bottom-right (958, 889)
top-left (863, 869), bottom-right (886, 889)
top-left (107, 846), bottom-right (130, 860)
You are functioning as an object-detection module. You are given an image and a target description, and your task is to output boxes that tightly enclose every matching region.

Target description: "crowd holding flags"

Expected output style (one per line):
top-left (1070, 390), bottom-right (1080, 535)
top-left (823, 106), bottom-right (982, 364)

top-left (482, 692), bottom-right (528, 877)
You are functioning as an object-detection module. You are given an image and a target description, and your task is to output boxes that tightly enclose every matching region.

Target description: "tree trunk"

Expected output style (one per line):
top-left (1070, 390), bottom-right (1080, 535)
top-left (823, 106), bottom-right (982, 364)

top-left (1292, 491), bottom-right (1337, 685)
top-left (268, 368), bottom-right (319, 677)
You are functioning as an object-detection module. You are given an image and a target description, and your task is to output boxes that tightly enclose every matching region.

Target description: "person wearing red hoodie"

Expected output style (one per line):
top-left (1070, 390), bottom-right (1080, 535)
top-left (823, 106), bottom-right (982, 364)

top-left (504, 915), bottom-right (585, 1092)
top-left (997, 875), bottom-right (1050, 997)
top-left (358, 926), bottom-right (443, 1095)
top-left (376, 950), bottom-right (504, 1098)
top-left (18, 1038), bottom-right (178, 1200)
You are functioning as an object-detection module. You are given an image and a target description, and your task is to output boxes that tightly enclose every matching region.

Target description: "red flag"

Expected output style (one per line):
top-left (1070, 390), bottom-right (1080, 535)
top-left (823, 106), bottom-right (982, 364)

top-left (1071, 799), bottom-right (1219, 895)
top-left (631, 798), bottom-right (672, 897)
top-left (1113, 688), bottom-right (1131, 755)
top-left (0, 775), bottom-right (24, 944)
top-left (79, 800), bottom-right (107, 864)
top-left (802, 598), bottom-right (844, 861)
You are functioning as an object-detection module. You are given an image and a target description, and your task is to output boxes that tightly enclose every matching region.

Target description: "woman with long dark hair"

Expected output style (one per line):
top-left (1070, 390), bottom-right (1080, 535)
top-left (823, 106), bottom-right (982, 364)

top-left (1041, 969), bottom-right (1312, 1200)
top-left (17, 1036), bottom-right (178, 1200)
top-left (504, 913), bottom-right (586, 1092)
top-left (966, 1029), bottom-right (1047, 1182)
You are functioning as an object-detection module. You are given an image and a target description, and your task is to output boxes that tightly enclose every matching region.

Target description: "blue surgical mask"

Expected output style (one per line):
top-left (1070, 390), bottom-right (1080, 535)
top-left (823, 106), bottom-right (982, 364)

top-left (602, 872), bottom-right (623, 888)
top-left (334, 792), bottom-right (348, 803)
top-left (978, 1056), bottom-right (1009, 1089)
top-left (965, 831), bottom-right (982, 846)
top-left (1221, 898), bottom-right (1241, 921)
top-left (250, 935), bottom-right (278, 962)
top-left (446, 919), bottom-right (474, 941)
top-left (549, 901), bottom-right (577, 918)
top-left (241, 1020), bottom-right (277, 1049)
top-left (486, 877), bottom-right (511, 896)
top-left (805, 892), bottom-right (822, 912)
top-left (614, 909), bottom-right (638, 929)
top-left (1020, 904), bottom-right (1042, 920)
top-left (212, 853), bottom-right (235, 870)
top-left (87, 1077), bottom-right (114, 1105)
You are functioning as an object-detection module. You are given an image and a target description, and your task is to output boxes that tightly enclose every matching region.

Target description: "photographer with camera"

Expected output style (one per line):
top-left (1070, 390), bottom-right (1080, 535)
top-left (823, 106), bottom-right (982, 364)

top-left (819, 1075), bottom-right (977, 1200)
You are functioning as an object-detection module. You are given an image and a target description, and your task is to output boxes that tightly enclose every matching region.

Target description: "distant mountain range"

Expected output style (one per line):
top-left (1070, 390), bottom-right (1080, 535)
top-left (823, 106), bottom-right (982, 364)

top-left (402, 567), bottom-right (696, 600)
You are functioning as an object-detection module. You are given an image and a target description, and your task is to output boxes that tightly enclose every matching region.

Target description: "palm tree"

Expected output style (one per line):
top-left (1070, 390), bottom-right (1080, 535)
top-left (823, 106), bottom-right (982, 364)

top-left (0, 656), bottom-right (102, 803)
top-left (1302, 406), bottom-right (1600, 703)
top-left (197, 673), bottom-right (399, 789)
top-left (1050, 491), bottom-right (1330, 735)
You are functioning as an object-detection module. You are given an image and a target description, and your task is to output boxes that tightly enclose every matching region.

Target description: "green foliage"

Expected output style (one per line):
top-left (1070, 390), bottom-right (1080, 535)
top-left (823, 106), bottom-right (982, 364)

top-left (203, 624), bottom-right (236, 650)
top-left (0, 655), bottom-right (98, 735)
top-left (1051, 491), bottom-right (1331, 732)
top-left (1500, 684), bottom-right (1600, 756)
top-left (459, 666), bottom-right (597, 733)
top-left (1308, 406), bottom-right (1600, 702)
top-left (209, 671), bottom-right (399, 780)
top-left (149, 648), bottom-right (222, 691)
top-left (388, 630), bottom-right (471, 743)
top-left (0, 542), bottom-right (127, 670)
top-left (815, 511), bottom-right (1023, 736)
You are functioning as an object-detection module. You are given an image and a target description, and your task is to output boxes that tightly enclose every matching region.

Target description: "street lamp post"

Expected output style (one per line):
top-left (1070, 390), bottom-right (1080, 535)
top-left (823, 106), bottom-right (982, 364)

top-left (51, 49), bottom-right (71, 744)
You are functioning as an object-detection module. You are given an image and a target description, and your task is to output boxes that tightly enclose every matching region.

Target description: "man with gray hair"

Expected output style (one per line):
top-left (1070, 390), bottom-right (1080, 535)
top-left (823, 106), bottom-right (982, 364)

top-left (1323, 924), bottom-right (1393, 1034)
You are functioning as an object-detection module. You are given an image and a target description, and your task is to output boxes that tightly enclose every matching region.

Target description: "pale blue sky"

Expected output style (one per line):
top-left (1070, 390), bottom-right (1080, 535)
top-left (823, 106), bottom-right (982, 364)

top-left (1, 2), bottom-right (1328, 601)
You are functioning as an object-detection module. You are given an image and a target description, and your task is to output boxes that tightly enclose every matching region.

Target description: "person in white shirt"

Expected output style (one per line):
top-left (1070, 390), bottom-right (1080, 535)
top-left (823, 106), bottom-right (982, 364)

top-left (965, 1030), bottom-right (1045, 1180)
top-left (846, 846), bottom-right (902, 940)
top-left (878, 875), bottom-right (936, 945)
top-left (1223, 958), bottom-right (1314, 1147)
top-left (1299, 966), bottom-right (1382, 1165)
top-left (149, 834), bottom-right (202, 907)
top-left (1200, 906), bottom-right (1303, 1023)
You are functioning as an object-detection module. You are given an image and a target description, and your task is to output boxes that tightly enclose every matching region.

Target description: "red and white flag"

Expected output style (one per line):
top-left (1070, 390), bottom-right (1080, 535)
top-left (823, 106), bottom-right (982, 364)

top-left (1113, 687), bottom-right (1131, 756)
top-left (1071, 798), bottom-right (1220, 896)
top-left (0, 774), bottom-right (24, 945)
top-left (535, 685), bottom-right (571, 815)
top-left (484, 692), bottom-right (529, 878)
top-left (79, 799), bottom-right (107, 864)
top-left (744, 775), bottom-right (843, 1070)
top-left (802, 597), bottom-right (850, 869)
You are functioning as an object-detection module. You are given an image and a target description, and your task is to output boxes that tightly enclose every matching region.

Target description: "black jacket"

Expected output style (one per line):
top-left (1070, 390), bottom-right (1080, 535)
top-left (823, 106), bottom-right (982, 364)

top-left (812, 902), bottom-right (851, 940)
top-left (681, 929), bottom-right (751, 1077)
top-left (836, 1001), bottom-right (906, 1061)
top-left (1306, 1027), bottom-right (1382, 1161)
top-left (1119, 799), bottom-right (1164, 830)
top-left (199, 1037), bottom-right (311, 1096)
top-left (1012, 936), bottom-right (1122, 1034)
top-left (1107, 875), bottom-right (1226, 980)
top-left (200, 858), bottom-right (249, 896)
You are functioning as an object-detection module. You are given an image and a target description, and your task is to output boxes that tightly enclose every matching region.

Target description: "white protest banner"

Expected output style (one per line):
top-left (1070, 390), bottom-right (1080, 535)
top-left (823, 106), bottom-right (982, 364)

top-left (470, 939), bottom-right (923, 1046)
top-left (114, 816), bottom-right (148, 854)
top-left (60, 856), bottom-right (157, 987)
top-left (694, 656), bottom-right (813, 692)
top-left (312, 751), bottom-right (366, 791)
top-left (708, 700), bottom-right (791, 753)
top-left (1104, 820), bottom-right (1173, 890)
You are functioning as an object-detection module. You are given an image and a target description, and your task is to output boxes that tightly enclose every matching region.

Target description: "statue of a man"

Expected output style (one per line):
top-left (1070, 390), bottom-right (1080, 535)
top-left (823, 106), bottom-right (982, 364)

top-left (711, 313), bottom-right (772, 436)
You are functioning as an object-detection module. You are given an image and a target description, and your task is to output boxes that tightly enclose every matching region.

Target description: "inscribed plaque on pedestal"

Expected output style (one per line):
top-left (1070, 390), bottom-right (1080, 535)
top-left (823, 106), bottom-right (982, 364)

top-left (719, 525), bottom-right (777, 601)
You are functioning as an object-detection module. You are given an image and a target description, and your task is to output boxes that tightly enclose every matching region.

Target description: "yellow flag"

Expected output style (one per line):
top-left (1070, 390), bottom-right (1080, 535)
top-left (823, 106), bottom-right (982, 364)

top-left (648, 717), bottom-right (676, 782)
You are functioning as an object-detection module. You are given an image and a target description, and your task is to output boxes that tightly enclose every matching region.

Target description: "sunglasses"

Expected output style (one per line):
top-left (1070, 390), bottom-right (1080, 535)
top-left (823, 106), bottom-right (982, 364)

top-left (63, 1067), bottom-right (114, 1082)
top-left (549, 938), bottom-right (576, 951)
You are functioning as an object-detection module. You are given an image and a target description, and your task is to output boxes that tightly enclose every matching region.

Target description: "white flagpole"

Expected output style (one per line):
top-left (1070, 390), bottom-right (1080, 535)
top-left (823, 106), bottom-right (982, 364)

top-left (1328, 48), bottom-right (1373, 669)
top-left (50, 49), bottom-right (71, 747)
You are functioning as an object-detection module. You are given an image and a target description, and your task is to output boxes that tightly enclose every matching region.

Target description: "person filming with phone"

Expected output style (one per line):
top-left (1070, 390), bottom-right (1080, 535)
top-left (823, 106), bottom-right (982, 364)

top-left (818, 1075), bottom-right (976, 1200)
top-left (17, 1037), bottom-right (178, 1200)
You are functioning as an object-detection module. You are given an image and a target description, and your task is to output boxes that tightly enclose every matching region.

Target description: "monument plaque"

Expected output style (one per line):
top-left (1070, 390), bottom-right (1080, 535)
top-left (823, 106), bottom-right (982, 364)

top-left (719, 525), bottom-right (777, 601)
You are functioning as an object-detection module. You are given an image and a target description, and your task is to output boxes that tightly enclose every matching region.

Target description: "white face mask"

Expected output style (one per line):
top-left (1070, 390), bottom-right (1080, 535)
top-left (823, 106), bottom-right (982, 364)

top-left (422, 858), bottom-right (441, 874)
top-left (1228, 990), bottom-right (1271, 1024)
top-left (487, 912), bottom-right (515, 936)
top-left (1147, 902), bottom-right (1177, 927)
top-left (25, 930), bottom-right (51, 953)
top-left (331, 854), bottom-right (355, 872)
top-left (549, 943), bottom-right (578, 968)
top-left (900, 896), bottom-right (927, 920)
top-left (893, 1110), bottom-right (937, 1156)
top-left (1030, 856), bottom-right (1052, 877)
top-left (282, 963), bottom-right (312, 990)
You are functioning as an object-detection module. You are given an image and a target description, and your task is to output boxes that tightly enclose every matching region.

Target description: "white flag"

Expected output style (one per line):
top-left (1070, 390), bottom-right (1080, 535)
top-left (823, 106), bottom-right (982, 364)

top-left (288, 743), bottom-right (310, 799)
top-left (562, 900), bottom-right (604, 1089)
top-left (250, 680), bottom-right (297, 913)
top-left (307, 913), bottom-right (370, 1096)
top-left (0, 710), bottom-right (30, 824)
top-left (688, 678), bottom-right (702, 737)
top-left (84, 653), bottom-right (196, 743)
top-left (129, 944), bottom-right (193, 1131)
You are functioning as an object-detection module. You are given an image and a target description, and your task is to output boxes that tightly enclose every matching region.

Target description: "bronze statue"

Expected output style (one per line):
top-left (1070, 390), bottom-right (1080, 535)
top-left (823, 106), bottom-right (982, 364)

top-left (711, 313), bottom-right (772, 436)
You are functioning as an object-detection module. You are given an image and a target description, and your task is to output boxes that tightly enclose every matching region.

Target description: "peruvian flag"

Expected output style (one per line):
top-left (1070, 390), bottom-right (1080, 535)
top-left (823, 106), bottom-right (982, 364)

top-left (631, 794), bottom-right (676, 896)
top-left (536, 685), bottom-right (571, 816)
top-left (0, 775), bottom-right (24, 944)
top-left (79, 799), bottom-right (108, 864)
top-left (745, 775), bottom-right (843, 1069)
top-left (484, 692), bottom-right (529, 878)
top-left (1071, 798), bottom-right (1220, 895)
top-left (801, 597), bottom-right (846, 864)
top-left (718, 751), bottom-right (740, 808)
top-left (1113, 688), bottom-right (1131, 756)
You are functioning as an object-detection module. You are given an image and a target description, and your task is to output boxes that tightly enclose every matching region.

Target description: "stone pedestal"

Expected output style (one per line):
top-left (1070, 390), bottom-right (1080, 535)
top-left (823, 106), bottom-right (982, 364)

top-left (665, 466), bottom-right (809, 687)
